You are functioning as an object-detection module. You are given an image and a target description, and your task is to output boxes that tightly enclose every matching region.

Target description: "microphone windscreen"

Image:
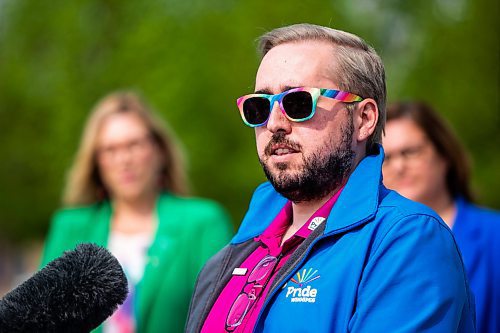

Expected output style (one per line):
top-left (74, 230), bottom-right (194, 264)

top-left (0, 243), bottom-right (128, 333)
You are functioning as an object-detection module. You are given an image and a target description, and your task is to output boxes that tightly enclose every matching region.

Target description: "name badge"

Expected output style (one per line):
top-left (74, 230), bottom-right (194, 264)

top-left (232, 267), bottom-right (248, 276)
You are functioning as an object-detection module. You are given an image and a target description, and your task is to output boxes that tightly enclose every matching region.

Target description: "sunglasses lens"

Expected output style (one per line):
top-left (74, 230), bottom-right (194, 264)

top-left (243, 97), bottom-right (270, 126)
top-left (282, 91), bottom-right (313, 120)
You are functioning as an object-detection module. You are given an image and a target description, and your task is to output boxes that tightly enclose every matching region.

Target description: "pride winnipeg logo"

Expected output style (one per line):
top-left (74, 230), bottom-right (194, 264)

top-left (285, 268), bottom-right (320, 303)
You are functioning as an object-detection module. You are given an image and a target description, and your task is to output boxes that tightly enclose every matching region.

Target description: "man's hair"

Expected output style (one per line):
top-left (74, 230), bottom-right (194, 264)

top-left (258, 23), bottom-right (386, 153)
top-left (63, 91), bottom-right (189, 206)
top-left (387, 101), bottom-right (474, 202)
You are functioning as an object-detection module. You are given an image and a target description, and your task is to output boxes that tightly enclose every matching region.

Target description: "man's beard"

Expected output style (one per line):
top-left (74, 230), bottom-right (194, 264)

top-left (259, 116), bottom-right (355, 203)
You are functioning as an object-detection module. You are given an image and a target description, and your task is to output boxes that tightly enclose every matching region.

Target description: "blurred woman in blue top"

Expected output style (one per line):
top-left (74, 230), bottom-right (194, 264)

top-left (382, 101), bottom-right (500, 333)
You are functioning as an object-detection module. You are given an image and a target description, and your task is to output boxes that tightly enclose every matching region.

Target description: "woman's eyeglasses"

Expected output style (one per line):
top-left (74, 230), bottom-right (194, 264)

top-left (225, 255), bottom-right (278, 331)
top-left (97, 135), bottom-right (153, 164)
top-left (383, 142), bottom-right (428, 167)
top-left (236, 87), bottom-right (363, 127)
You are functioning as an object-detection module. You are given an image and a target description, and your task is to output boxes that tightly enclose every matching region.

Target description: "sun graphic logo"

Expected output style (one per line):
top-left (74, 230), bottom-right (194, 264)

top-left (285, 268), bottom-right (320, 303)
top-left (291, 268), bottom-right (321, 287)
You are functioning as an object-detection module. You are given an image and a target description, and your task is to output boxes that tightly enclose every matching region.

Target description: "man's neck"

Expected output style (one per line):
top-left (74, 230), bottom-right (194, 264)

top-left (280, 156), bottom-right (360, 245)
top-left (280, 189), bottom-right (337, 244)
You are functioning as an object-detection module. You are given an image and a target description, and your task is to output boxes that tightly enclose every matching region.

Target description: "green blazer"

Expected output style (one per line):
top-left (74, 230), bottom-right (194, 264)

top-left (41, 192), bottom-right (233, 333)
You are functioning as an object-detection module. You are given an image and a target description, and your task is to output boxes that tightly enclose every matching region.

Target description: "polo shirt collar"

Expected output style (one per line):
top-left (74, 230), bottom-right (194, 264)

top-left (255, 187), bottom-right (344, 248)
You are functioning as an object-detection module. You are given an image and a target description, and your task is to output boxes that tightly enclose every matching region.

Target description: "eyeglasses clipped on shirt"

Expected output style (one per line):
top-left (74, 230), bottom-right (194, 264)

top-left (225, 255), bottom-right (279, 331)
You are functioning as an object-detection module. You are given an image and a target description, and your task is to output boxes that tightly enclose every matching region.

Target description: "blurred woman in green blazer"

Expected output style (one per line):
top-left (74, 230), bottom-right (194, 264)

top-left (41, 91), bottom-right (232, 333)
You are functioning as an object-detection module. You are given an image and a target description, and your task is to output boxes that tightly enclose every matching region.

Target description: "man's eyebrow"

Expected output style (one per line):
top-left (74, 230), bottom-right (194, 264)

top-left (254, 85), bottom-right (300, 95)
top-left (254, 88), bottom-right (272, 94)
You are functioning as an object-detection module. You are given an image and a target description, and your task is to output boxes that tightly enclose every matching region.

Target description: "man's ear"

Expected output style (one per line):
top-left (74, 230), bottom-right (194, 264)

top-left (353, 98), bottom-right (378, 142)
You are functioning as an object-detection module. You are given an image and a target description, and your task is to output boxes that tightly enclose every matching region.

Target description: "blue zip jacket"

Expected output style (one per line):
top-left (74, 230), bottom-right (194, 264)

top-left (187, 147), bottom-right (475, 332)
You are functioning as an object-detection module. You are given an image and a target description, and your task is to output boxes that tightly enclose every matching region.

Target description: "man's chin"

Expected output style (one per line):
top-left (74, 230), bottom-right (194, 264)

top-left (266, 159), bottom-right (301, 172)
top-left (265, 170), bottom-right (302, 194)
top-left (274, 161), bottom-right (290, 171)
top-left (267, 166), bottom-right (300, 181)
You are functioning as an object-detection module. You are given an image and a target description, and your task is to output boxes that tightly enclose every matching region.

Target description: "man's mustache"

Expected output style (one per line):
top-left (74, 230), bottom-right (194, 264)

top-left (264, 132), bottom-right (302, 156)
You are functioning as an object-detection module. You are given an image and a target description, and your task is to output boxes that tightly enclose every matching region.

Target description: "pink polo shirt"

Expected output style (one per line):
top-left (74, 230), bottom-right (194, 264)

top-left (201, 189), bottom-right (343, 333)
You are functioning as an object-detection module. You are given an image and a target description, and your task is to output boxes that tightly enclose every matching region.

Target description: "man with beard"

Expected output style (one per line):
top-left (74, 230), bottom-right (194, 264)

top-left (186, 24), bottom-right (474, 333)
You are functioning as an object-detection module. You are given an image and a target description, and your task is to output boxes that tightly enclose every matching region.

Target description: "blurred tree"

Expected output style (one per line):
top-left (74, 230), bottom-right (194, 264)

top-left (0, 0), bottom-right (498, 242)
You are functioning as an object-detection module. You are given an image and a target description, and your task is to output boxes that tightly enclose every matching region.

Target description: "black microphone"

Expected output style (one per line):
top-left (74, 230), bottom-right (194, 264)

top-left (0, 243), bottom-right (128, 333)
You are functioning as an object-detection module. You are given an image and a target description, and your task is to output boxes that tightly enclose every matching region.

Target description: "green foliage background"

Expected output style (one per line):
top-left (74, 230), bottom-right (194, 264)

top-left (0, 0), bottom-right (498, 242)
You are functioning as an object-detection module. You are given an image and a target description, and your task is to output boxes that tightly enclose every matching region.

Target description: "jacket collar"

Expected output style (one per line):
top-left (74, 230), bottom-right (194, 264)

top-left (232, 145), bottom-right (384, 244)
top-left (324, 146), bottom-right (382, 233)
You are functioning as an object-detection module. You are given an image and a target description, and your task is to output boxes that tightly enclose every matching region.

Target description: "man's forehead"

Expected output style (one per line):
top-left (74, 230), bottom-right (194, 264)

top-left (254, 40), bottom-right (339, 93)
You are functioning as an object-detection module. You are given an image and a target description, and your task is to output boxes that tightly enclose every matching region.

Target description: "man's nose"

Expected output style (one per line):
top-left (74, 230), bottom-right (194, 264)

top-left (265, 101), bottom-right (292, 134)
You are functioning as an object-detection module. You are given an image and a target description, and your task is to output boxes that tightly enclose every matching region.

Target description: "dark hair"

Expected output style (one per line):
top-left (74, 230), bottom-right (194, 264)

top-left (386, 101), bottom-right (474, 202)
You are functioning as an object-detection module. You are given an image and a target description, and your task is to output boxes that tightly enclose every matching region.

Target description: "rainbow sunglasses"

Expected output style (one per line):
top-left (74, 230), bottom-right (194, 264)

top-left (236, 87), bottom-right (363, 127)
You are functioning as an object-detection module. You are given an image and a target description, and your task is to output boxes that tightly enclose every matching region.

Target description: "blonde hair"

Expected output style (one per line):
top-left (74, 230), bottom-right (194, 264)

top-left (258, 23), bottom-right (386, 153)
top-left (63, 91), bottom-right (188, 206)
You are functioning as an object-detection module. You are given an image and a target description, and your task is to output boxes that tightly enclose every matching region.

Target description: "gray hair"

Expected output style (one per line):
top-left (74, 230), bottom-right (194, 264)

top-left (258, 23), bottom-right (386, 153)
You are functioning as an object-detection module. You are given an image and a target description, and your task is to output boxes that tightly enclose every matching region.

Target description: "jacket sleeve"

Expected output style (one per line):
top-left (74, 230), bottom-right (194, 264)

top-left (348, 214), bottom-right (475, 332)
